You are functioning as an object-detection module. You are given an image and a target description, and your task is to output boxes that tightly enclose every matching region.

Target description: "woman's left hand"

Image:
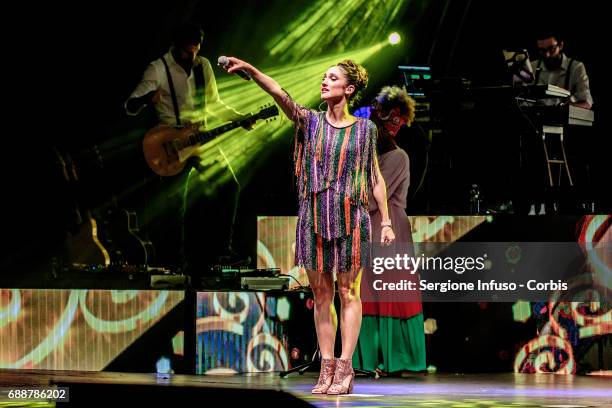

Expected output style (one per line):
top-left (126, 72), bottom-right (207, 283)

top-left (381, 226), bottom-right (395, 245)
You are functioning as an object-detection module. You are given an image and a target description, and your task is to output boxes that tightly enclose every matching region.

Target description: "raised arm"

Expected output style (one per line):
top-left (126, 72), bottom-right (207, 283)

top-left (202, 58), bottom-right (244, 122)
top-left (222, 57), bottom-right (307, 123)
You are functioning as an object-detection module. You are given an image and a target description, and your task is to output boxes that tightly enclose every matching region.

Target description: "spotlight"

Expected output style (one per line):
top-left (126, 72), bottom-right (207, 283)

top-left (388, 32), bottom-right (401, 45)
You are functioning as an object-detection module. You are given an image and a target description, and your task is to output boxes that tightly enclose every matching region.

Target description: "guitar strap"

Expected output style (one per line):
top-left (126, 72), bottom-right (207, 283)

top-left (161, 56), bottom-right (181, 127)
top-left (161, 57), bottom-right (207, 127)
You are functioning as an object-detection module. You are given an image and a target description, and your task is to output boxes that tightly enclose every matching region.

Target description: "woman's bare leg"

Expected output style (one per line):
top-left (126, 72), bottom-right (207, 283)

top-left (336, 268), bottom-right (362, 360)
top-left (306, 269), bottom-right (337, 358)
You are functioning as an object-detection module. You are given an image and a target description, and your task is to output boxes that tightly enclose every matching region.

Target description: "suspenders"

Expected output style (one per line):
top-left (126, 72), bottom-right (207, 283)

top-left (161, 56), bottom-right (181, 127)
top-left (564, 58), bottom-right (574, 91)
top-left (161, 56), bottom-right (206, 127)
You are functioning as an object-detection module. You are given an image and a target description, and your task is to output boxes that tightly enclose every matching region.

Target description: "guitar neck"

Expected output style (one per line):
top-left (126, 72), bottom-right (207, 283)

top-left (143, 104), bottom-right (277, 177)
top-left (192, 117), bottom-right (250, 147)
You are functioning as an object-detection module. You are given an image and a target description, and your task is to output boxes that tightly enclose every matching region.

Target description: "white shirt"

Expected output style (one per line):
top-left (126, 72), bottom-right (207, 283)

top-left (530, 54), bottom-right (593, 107)
top-left (126, 50), bottom-right (241, 127)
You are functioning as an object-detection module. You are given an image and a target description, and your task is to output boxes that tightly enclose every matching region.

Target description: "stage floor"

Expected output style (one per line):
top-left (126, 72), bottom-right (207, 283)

top-left (1, 369), bottom-right (610, 407)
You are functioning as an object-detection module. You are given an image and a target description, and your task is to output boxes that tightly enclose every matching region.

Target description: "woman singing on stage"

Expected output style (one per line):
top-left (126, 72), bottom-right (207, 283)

top-left (222, 57), bottom-right (395, 394)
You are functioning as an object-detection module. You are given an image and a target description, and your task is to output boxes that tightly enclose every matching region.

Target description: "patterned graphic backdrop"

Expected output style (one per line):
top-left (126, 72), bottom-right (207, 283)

top-left (514, 215), bottom-right (611, 373)
top-left (0, 289), bottom-right (184, 370)
top-left (195, 291), bottom-right (292, 374)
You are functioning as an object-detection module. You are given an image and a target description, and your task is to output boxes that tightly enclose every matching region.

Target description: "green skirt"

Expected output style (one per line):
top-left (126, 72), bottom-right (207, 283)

top-left (353, 313), bottom-right (426, 373)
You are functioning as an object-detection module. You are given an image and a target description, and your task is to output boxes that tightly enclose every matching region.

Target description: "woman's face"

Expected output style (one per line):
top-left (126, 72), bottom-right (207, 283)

top-left (321, 66), bottom-right (354, 102)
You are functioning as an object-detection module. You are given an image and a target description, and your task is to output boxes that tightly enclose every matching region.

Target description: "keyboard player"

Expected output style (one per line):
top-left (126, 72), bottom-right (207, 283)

top-left (530, 31), bottom-right (593, 109)
top-left (518, 31), bottom-right (595, 214)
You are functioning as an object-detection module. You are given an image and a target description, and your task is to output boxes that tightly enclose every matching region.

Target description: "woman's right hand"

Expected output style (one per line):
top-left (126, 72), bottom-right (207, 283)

top-left (223, 57), bottom-right (253, 75)
top-left (219, 57), bottom-right (291, 120)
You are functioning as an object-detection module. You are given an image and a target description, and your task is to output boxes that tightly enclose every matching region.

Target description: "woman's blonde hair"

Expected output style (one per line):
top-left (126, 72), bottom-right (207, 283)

top-left (336, 59), bottom-right (369, 108)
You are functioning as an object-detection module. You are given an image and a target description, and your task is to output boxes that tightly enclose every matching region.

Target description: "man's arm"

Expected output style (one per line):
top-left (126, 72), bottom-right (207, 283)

top-left (125, 90), bottom-right (160, 115)
top-left (125, 63), bottom-right (161, 116)
top-left (570, 62), bottom-right (593, 109)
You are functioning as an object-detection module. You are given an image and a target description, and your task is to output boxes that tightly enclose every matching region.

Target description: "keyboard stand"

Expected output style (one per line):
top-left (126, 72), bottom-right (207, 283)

top-left (541, 125), bottom-right (573, 187)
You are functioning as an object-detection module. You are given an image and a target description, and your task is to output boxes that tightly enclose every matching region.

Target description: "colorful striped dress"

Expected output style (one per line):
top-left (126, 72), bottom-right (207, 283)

top-left (286, 95), bottom-right (378, 274)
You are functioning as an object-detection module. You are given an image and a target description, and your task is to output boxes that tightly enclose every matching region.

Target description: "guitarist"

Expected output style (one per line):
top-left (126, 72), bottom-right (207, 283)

top-left (125, 22), bottom-right (252, 280)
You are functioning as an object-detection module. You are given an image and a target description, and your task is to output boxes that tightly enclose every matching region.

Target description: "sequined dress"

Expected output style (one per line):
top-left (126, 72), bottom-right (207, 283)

top-left (287, 95), bottom-right (378, 274)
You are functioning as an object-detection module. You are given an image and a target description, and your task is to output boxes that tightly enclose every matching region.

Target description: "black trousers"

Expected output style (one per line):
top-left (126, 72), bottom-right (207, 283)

top-left (181, 152), bottom-right (240, 278)
top-left (142, 151), bottom-right (239, 277)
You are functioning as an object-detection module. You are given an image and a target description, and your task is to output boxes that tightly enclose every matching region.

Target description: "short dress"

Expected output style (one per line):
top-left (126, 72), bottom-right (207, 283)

top-left (286, 95), bottom-right (379, 275)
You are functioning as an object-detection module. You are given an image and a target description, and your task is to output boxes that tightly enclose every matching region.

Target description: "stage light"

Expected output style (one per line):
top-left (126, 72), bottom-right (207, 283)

top-left (277, 297), bottom-right (291, 321)
top-left (266, 0), bottom-right (409, 63)
top-left (156, 357), bottom-right (172, 375)
top-left (512, 301), bottom-right (531, 323)
top-left (424, 318), bottom-right (437, 334)
top-left (388, 32), bottom-right (401, 45)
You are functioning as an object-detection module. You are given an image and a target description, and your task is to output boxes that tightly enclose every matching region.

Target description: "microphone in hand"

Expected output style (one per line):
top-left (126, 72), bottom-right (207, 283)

top-left (218, 56), bottom-right (251, 81)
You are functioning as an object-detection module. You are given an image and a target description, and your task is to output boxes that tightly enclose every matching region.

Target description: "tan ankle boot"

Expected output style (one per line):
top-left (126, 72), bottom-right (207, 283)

top-left (326, 358), bottom-right (354, 395)
top-left (311, 358), bottom-right (336, 394)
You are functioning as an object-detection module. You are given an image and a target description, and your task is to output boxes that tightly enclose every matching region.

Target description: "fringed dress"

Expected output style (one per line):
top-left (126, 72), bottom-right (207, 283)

top-left (286, 94), bottom-right (379, 274)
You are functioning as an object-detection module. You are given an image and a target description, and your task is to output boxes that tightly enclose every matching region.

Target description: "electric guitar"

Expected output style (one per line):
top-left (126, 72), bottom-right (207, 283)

top-left (143, 104), bottom-right (279, 176)
top-left (99, 205), bottom-right (156, 267)
top-left (53, 147), bottom-right (111, 266)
